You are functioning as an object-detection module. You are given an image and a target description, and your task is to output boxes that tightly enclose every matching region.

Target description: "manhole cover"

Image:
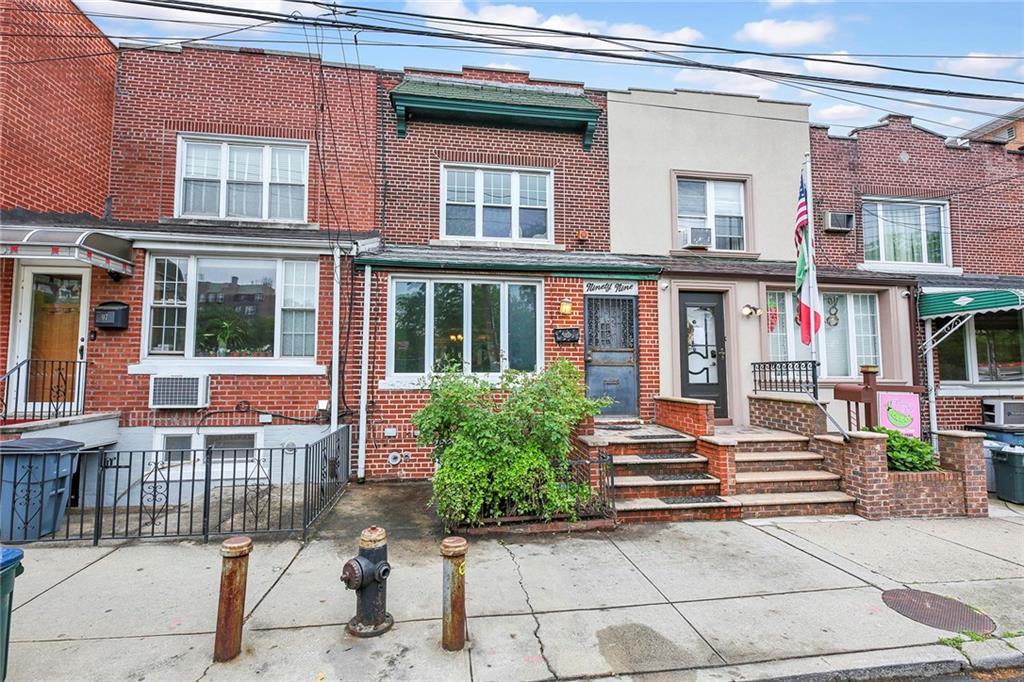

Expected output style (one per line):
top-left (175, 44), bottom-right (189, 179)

top-left (638, 453), bottom-right (698, 460)
top-left (881, 589), bottom-right (995, 634)
top-left (661, 495), bottom-right (724, 504)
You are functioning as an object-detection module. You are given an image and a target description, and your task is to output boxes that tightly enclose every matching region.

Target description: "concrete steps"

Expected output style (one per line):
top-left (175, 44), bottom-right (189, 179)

top-left (730, 491), bottom-right (857, 519)
top-left (734, 469), bottom-right (841, 495)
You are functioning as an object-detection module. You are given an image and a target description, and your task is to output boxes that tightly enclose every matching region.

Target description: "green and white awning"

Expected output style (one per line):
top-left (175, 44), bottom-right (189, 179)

top-left (918, 288), bottom-right (1024, 319)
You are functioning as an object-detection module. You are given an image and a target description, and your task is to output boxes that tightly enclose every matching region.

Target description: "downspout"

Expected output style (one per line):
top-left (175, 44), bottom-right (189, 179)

top-left (924, 318), bottom-right (939, 449)
top-left (330, 244), bottom-right (342, 431)
top-left (356, 264), bottom-right (372, 482)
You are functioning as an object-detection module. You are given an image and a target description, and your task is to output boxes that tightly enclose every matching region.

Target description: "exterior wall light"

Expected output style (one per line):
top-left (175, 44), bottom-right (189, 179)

top-left (741, 304), bottom-right (763, 317)
top-left (559, 297), bottom-right (573, 315)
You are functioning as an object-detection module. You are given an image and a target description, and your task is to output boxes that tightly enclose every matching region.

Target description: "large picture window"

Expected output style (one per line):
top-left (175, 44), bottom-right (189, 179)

top-left (938, 310), bottom-right (1024, 384)
top-left (676, 178), bottom-right (746, 251)
top-left (147, 255), bottom-right (317, 359)
top-left (766, 290), bottom-right (881, 378)
top-left (441, 166), bottom-right (553, 242)
top-left (177, 137), bottom-right (308, 222)
top-left (862, 200), bottom-right (949, 266)
top-left (389, 278), bottom-right (542, 378)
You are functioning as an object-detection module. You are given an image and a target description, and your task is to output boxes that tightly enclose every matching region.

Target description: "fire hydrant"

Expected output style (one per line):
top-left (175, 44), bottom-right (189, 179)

top-left (341, 526), bottom-right (394, 637)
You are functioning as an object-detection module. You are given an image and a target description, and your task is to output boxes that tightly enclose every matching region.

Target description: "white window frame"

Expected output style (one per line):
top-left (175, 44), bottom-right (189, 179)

top-left (384, 275), bottom-right (545, 387)
top-left (439, 164), bottom-right (555, 243)
top-left (767, 290), bottom-right (882, 380)
top-left (141, 253), bottom-right (319, 363)
top-left (862, 197), bottom-right (952, 268)
top-left (938, 310), bottom-right (1024, 387)
top-left (175, 134), bottom-right (310, 223)
top-left (675, 177), bottom-right (747, 252)
top-left (152, 428), bottom-right (264, 478)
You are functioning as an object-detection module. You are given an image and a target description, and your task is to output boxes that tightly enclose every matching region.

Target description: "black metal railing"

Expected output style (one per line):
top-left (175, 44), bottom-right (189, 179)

top-left (1, 359), bottom-right (89, 425)
top-left (751, 360), bottom-right (819, 400)
top-left (1, 426), bottom-right (351, 544)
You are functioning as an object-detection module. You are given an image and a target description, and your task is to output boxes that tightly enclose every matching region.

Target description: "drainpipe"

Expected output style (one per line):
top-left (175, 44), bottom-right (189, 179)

top-left (924, 318), bottom-right (938, 449)
top-left (330, 245), bottom-right (342, 432)
top-left (356, 264), bottom-right (372, 482)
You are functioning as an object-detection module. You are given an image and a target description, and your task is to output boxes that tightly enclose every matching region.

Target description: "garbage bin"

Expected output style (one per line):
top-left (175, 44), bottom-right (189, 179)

top-left (1, 547), bottom-right (24, 682)
top-left (983, 440), bottom-right (1004, 493)
top-left (992, 445), bottom-right (1024, 505)
top-left (0, 438), bottom-right (82, 542)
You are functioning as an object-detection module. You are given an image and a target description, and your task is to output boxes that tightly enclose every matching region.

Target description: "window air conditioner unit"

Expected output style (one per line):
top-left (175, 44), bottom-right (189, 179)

top-left (982, 399), bottom-right (1024, 426)
top-left (150, 376), bottom-right (209, 409)
top-left (680, 225), bottom-right (713, 249)
top-left (825, 212), bottom-right (855, 233)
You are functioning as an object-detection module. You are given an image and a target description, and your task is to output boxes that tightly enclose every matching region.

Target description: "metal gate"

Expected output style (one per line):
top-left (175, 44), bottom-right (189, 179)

top-left (585, 296), bottom-right (639, 417)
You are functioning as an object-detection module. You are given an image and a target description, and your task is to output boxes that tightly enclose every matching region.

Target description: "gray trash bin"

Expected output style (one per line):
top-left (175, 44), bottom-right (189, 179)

top-left (983, 440), bottom-right (1004, 493)
top-left (0, 438), bottom-right (82, 542)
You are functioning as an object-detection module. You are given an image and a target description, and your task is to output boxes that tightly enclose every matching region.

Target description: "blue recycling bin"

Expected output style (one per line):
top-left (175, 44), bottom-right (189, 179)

top-left (1, 548), bottom-right (24, 681)
top-left (0, 438), bottom-right (82, 542)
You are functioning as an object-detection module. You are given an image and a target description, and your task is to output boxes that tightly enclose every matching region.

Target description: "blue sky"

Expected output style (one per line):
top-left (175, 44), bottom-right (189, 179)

top-left (77, 0), bottom-right (1024, 136)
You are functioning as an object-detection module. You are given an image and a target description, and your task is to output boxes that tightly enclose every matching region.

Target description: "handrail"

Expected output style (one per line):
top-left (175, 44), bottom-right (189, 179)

top-left (752, 360), bottom-right (819, 400)
top-left (803, 388), bottom-right (850, 442)
top-left (1, 358), bottom-right (89, 425)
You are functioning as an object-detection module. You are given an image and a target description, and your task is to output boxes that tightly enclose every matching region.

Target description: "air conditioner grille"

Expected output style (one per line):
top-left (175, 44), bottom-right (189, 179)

top-left (151, 376), bottom-right (206, 408)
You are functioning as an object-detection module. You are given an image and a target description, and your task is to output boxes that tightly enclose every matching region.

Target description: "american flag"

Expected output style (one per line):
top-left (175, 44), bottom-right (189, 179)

top-left (794, 174), bottom-right (809, 250)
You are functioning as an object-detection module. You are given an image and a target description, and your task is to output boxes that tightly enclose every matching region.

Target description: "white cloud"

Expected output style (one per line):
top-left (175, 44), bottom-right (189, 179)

top-left (945, 115), bottom-right (967, 128)
top-left (484, 62), bottom-right (524, 71)
top-left (768, 0), bottom-right (832, 9)
top-left (815, 103), bottom-right (868, 121)
top-left (674, 57), bottom-right (800, 97)
top-left (403, 0), bottom-right (703, 57)
top-left (937, 53), bottom-right (1016, 78)
top-left (734, 19), bottom-right (835, 48)
top-left (803, 51), bottom-right (880, 78)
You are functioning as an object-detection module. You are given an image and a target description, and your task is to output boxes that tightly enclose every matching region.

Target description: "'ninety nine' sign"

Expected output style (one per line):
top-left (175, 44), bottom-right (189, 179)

top-left (583, 280), bottom-right (638, 296)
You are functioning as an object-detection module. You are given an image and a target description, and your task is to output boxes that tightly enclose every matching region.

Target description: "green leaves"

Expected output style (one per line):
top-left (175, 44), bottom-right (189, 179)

top-left (869, 426), bottom-right (938, 472)
top-left (412, 360), bottom-right (607, 529)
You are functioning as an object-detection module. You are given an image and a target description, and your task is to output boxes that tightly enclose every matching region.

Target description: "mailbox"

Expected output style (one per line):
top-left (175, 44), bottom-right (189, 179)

top-left (94, 301), bottom-right (129, 329)
top-left (553, 327), bottom-right (580, 344)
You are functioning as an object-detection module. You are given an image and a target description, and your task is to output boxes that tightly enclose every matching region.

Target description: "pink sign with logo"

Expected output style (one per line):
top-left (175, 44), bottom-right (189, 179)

top-left (877, 391), bottom-right (921, 437)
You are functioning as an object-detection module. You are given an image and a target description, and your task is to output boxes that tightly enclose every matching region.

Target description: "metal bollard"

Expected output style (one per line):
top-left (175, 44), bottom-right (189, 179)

top-left (214, 535), bottom-right (253, 662)
top-left (440, 536), bottom-right (468, 651)
top-left (341, 526), bottom-right (394, 637)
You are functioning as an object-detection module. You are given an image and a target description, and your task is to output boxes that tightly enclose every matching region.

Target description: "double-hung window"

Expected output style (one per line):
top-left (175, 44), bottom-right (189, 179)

top-left (147, 255), bottom-right (317, 360)
top-left (862, 200), bottom-right (949, 266)
top-left (389, 278), bottom-right (542, 379)
top-left (441, 166), bottom-right (553, 242)
top-left (766, 290), bottom-right (881, 378)
top-left (177, 137), bottom-right (308, 222)
top-left (676, 178), bottom-right (746, 251)
top-left (938, 310), bottom-right (1024, 384)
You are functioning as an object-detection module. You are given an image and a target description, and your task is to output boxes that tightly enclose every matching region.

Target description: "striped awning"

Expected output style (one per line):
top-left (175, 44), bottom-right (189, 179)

top-left (0, 227), bottom-right (134, 275)
top-left (918, 288), bottom-right (1024, 319)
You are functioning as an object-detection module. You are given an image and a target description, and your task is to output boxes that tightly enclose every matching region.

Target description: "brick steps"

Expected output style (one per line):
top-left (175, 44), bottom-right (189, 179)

top-left (616, 497), bottom-right (742, 523)
top-left (613, 474), bottom-right (720, 499)
top-left (733, 435), bottom-right (809, 453)
top-left (734, 450), bottom-right (824, 472)
top-left (612, 453), bottom-right (708, 477)
top-left (734, 469), bottom-right (841, 495)
top-left (730, 491), bottom-right (857, 519)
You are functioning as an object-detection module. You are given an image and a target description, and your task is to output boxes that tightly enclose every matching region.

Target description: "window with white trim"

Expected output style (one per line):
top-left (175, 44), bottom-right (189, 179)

top-left (766, 290), bottom-right (881, 378)
top-left (676, 178), bottom-right (746, 251)
top-left (146, 255), bottom-right (317, 359)
top-left (862, 200), bottom-right (949, 266)
top-left (177, 137), bottom-right (308, 221)
top-left (389, 278), bottom-right (542, 377)
top-left (441, 166), bottom-right (553, 242)
top-left (938, 310), bottom-right (1024, 384)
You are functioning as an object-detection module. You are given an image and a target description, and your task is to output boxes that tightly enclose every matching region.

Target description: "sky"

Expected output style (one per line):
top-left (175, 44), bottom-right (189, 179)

top-left (75, 0), bottom-right (1024, 137)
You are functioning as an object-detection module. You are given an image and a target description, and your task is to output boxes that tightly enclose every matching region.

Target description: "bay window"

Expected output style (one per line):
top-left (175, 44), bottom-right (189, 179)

top-left (389, 278), bottom-right (542, 378)
top-left (177, 137), bottom-right (308, 222)
top-left (766, 290), bottom-right (881, 378)
top-left (938, 310), bottom-right (1024, 384)
top-left (441, 166), bottom-right (553, 242)
top-left (676, 178), bottom-right (746, 251)
top-left (147, 255), bottom-right (317, 359)
top-left (862, 200), bottom-right (949, 266)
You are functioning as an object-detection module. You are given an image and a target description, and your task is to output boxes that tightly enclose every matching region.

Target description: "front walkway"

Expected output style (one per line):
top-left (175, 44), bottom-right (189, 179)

top-left (6, 485), bottom-right (1024, 681)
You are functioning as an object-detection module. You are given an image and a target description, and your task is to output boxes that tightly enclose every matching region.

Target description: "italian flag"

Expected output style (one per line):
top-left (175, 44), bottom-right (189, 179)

top-left (794, 172), bottom-right (821, 345)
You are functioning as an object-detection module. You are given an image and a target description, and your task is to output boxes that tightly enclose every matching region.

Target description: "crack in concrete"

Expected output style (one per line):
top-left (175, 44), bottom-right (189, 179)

top-left (195, 660), bottom-right (214, 682)
top-left (500, 541), bottom-right (558, 680)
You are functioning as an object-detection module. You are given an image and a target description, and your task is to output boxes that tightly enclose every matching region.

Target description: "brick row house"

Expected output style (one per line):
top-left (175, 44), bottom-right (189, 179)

top-left (2, 0), bottom-right (1017, 526)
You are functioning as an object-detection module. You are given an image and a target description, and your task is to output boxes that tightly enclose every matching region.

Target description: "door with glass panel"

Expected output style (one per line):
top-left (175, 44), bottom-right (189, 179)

top-left (679, 292), bottom-right (728, 418)
top-left (585, 296), bottom-right (639, 417)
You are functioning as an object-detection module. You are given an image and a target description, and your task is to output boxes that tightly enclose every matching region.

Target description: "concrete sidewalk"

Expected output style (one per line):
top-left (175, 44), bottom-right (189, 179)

top-left (6, 486), bottom-right (1024, 681)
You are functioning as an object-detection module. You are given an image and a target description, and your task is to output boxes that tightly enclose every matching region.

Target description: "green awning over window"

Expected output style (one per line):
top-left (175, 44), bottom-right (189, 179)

top-left (918, 288), bottom-right (1024, 319)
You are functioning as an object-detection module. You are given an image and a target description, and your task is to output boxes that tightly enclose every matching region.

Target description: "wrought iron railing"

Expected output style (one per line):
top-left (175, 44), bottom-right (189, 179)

top-left (1, 359), bottom-right (89, 425)
top-left (1, 426), bottom-right (351, 544)
top-left (751, 360), bottom-right (819, 400)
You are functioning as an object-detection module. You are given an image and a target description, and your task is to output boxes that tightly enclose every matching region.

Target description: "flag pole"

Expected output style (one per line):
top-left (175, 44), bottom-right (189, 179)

top-left (803, 152), bottom-right (820, 370)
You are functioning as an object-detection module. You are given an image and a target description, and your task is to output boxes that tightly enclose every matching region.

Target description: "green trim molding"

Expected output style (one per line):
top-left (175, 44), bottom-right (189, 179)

top-left (918, 288), bottom-right (1024, 319)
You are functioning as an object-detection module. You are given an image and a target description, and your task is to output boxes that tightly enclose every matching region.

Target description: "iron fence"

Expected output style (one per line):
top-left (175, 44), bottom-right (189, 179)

top-left (1, 359), bottom-right (89, 425)
top-left (1, 426), bottom-right (350, 544)
top-left (751, 360), bottom-right (819, 399)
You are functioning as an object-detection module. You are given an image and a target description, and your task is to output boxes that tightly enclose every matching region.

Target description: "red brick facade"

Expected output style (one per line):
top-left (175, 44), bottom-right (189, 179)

top-left (654, 396), bottom-right (715, 437)
top-left (748, 395), bottom-right (828, 438)
top-left (0, 0), bottom-right (115, 216)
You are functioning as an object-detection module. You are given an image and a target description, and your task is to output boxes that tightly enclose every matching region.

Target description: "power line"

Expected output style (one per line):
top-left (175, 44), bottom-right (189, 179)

top-left (103, 0), bottom-right (1024, 104)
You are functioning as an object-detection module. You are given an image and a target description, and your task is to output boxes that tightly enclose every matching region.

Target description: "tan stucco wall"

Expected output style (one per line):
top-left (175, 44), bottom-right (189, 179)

top-left (607, 89), bottom-right (811, 259)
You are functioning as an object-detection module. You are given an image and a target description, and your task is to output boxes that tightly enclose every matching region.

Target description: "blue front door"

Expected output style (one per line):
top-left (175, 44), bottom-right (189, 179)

top-left (585, 295), bottom-right (639, 417)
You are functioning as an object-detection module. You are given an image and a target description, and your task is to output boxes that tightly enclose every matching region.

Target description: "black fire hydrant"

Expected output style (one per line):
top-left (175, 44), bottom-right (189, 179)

top-left (341, 526), bottom-right (394, 637)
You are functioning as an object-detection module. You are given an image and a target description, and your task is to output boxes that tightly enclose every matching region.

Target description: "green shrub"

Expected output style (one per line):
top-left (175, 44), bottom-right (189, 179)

top-left (869, 426), bottom-right (938, 471)
top-left (412, 359), bottom-right (610, 529)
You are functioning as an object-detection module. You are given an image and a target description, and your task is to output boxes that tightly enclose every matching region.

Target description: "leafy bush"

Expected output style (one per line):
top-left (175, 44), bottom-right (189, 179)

top-left (869, 426), bottom-right (938, 471)
top-left (412, 360), bottom-right (610, 529)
